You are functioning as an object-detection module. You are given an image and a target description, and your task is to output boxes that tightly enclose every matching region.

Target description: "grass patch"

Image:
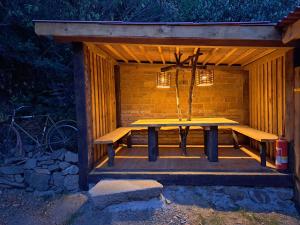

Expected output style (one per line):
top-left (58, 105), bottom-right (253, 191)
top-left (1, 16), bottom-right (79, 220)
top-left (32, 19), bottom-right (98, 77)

top-left (240, 210), bottom-right (280, 225)
top-left (197, 213), bottom-right (223, 225)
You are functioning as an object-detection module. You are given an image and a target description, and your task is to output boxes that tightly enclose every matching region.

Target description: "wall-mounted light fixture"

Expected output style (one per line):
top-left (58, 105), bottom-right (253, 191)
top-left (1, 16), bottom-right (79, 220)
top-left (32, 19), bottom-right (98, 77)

top-left (195, 69), bottom-right (214, 86)
top-left (156, 71), bottom-right (171, 88)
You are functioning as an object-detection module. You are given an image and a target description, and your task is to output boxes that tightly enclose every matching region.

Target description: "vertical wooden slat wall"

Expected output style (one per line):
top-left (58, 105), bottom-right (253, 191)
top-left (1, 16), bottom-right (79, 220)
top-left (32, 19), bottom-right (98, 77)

top-left (247, 50), bottom-right (287, 160)
top-left (84, 45), bottom-right (117, 165)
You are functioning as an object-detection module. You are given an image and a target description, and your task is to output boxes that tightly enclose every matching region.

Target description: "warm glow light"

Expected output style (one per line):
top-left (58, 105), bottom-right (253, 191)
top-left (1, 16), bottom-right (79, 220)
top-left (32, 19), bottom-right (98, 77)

top-left (196, 69), bottom-right (214, 86)
top-left (157, 71), bottom-right (171, 88)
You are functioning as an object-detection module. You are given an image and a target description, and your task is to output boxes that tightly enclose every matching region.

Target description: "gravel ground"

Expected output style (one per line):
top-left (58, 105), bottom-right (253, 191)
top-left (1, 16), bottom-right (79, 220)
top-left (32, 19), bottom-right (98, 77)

top-left (0, 186), bottom-right (299, 225)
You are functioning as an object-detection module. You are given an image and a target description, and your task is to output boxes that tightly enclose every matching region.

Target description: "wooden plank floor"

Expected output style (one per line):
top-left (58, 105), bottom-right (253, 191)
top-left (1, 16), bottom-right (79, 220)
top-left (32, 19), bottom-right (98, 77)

top-left (89, 145), bottom-right (293, 187)
top-left (95, 146), bottom-right (274, 172)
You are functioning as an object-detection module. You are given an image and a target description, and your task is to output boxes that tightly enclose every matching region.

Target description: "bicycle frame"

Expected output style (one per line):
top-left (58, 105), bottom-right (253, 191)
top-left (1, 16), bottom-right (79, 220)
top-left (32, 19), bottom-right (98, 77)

top-left (10, 114), bottom-right (57, 147)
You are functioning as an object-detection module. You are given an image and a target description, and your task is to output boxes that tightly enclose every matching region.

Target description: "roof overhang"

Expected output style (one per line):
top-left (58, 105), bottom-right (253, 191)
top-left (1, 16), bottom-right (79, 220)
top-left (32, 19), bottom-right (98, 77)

top-left (282, 19), bottom-right (300, 44)
top-left (34, 20), bottom-right (287, 47)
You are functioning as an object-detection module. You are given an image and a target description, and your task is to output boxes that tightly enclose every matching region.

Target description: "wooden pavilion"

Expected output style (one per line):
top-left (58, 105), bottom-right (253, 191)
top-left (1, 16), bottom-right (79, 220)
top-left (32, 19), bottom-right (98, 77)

top-left (34, 8), bottom-right (300, 207)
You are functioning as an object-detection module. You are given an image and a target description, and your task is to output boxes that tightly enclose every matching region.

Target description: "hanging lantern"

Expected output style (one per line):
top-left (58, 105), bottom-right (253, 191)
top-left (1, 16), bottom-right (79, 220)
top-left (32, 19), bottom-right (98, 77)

top-left (196, 69), bottom-right (214, 86)
top-left (156, 71), bottom-right (171, 88)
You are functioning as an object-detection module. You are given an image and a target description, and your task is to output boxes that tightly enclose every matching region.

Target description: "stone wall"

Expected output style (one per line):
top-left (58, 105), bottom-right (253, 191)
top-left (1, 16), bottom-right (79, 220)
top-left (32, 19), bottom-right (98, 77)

top-left (120, 64), bottom-right (249, 145)
top-left (0, 146), bottom-right (79, 197)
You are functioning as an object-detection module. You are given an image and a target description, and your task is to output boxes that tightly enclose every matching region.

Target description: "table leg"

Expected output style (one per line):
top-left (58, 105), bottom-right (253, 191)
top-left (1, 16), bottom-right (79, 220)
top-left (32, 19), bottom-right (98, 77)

top-left (207, 126), bottom-right (218, 162)
top-left (148, 127), bottom-right (158, 161)
top-left (203, 127), bottom-right (209, 156)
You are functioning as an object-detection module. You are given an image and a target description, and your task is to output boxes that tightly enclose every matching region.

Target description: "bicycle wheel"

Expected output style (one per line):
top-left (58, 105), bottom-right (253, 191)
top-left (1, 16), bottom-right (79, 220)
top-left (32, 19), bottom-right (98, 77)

top-left (0, 124), bottom-right (23, 158)
top-left (47, 124), bottom-right (78, 152)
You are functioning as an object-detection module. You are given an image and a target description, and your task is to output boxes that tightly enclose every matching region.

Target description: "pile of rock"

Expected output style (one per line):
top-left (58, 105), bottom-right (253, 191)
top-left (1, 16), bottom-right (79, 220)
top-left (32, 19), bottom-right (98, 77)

top-left (0, 148), bottom-right (79, 196)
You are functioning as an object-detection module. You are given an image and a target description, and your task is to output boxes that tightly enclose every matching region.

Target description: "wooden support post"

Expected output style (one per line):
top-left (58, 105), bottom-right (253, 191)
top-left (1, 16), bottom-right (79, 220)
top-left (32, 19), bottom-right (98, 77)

top-left (73, 42), bottom-right (93, 190)
top-left (148, 127), bottom-right (158, 161)
top-left (126, 131), bottom-right (132, 148)
top-left (204, 128), bottom-right (209, 156)
top-left (114, 65), bottom-right (121, 128)
top-left (207, 126), bottom-right (218, 162)
top-left (285, 50), bottom-right (295, 172)
top-left (232, 130), bottom-right (240, 149)
top-left (294, 66), bottom-right (300, 209)
top-left (107, 144), bottom-right (115, 167)
top-left (259, 142), bottom-right (267, 167)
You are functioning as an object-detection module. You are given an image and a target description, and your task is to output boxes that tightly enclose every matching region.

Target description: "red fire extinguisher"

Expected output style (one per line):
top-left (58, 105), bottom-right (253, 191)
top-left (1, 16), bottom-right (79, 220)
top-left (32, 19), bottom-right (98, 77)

top-left (275, 136), bottom-right (288, 171)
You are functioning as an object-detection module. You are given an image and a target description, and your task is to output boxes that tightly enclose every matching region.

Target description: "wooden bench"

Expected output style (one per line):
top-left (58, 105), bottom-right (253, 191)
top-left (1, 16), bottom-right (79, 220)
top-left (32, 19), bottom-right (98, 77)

top-left (231, 125), bottom-right (278, 167)
top-left (94, 127), bottom-right (147, 166)
top-left (94, 127), bottom-right (132, 166)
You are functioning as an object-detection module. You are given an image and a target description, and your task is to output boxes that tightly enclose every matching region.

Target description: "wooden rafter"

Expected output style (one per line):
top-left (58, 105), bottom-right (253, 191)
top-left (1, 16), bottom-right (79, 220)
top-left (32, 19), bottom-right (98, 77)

top-left (242, 49), bottom-right (276, 66)
top-left (158, 46), bottom-right (166, 64)
top-left (104, 44), bottom-right (128, 63)
top-left (121, 45), bottom-right (140, 63)
top-left (228, 49), bottom-right (256, 66)
top-left (138, 46), bottom-right (153, 64)
top-left (202, 48), bottom-right (219, 65)
top-left (215, 48), bottom-right (237, 65)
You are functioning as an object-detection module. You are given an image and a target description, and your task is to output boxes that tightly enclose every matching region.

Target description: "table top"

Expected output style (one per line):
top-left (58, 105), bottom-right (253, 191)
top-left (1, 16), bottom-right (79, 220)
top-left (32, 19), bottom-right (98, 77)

top-left (130, 118), bottom-right (239, 127)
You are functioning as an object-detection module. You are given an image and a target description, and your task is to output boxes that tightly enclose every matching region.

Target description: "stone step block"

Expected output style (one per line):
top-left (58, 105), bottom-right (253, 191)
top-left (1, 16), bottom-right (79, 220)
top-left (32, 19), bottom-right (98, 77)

top-left (89, 179), bottom-right (163, 209)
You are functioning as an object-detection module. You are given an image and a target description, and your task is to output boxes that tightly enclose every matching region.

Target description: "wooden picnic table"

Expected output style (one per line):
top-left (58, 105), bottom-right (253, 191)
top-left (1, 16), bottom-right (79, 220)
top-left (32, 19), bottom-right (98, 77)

top-left (131, 118), bottom-right (239, 162)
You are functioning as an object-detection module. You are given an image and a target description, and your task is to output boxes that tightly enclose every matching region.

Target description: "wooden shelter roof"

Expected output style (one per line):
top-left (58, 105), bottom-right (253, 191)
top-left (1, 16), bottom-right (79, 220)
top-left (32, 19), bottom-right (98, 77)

top-left (34, 20), bottom-right (293, 67)
top-left (276, 6), bottom-right (300, 28)
top-left (34, 20), bottom-right (284, 47)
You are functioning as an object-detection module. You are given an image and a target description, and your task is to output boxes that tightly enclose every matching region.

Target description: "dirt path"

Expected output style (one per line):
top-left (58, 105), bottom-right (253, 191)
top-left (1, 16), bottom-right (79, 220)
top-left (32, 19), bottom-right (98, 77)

top-left (0, 186), bottom-right (299, 225)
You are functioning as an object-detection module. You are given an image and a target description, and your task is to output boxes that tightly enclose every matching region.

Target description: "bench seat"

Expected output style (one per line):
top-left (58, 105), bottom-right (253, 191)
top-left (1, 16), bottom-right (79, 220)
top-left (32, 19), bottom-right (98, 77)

top-left (94, 127), bottom-right (132, 144)
top-left (231, 125), bottom-right (278, 167)
top-left (231, 125), bottom-right (278, 142)
top-left (95, 127), bottom-right (135, 167)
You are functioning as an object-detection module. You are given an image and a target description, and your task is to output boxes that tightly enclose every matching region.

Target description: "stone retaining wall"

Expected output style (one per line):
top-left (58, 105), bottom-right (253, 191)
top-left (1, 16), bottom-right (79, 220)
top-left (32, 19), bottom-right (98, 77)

top-left (0, 146), bottom-right (79, 196)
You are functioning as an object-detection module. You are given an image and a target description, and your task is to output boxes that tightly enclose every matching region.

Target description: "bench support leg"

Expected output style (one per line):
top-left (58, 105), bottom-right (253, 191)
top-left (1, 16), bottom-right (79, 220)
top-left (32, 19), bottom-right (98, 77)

top-left (107, 144), bottom-right (115, 167)
top-left (204, 128), bottom-right (209, 156)
top-left (126, 132), bottom-right (132, 148)
top-left (232, 130), bottom-right (240, 149)
top-left (207, 126), bottom-right (218, 162)
top-left (148, 127), bottom-right (158, 161)
top-left (259, 142), bottom-right (267, 167)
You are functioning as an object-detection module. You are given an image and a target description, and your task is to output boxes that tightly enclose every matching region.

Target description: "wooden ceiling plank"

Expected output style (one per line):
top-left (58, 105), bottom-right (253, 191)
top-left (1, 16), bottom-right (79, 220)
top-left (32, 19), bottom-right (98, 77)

top-left (228, 49), bottom-right (256, 66)
top-left (121, 45), bottom-right (140, 63)
top-left (104, 44), bottom-right (128, 63)
top-left (202, 48), bottom-right (219, 65)
top-left (138, 46), bottom-right (153, 63)
top-left (242, 49), bottom-right (277, 66)
top-left (158, 46), bottom-right (166, 64)
top-left (215, 48), bottom-right (238, 65)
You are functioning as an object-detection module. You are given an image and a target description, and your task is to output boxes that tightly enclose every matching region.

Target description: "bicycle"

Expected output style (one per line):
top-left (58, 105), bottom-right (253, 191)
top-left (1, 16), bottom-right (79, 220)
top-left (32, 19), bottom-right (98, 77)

top-left (0, 105), bottom-right (78, 158)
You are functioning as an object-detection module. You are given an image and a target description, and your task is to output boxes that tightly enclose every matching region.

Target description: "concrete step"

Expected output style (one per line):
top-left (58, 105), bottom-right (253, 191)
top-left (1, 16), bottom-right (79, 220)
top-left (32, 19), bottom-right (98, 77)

top-left (88, 179), bottom-right (163, 209)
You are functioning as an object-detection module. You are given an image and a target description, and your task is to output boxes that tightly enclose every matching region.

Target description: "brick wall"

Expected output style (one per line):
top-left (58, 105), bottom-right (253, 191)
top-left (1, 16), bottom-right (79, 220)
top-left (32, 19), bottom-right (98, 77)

top-left (120, 64), bottom-right (249, 145)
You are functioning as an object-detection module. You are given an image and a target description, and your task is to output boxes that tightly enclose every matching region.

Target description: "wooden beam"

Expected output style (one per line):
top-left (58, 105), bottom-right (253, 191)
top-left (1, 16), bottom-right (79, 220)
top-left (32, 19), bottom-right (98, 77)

top-left (294, 66), bottom-right (300, 207)
top-left (282, 19), bottom-right (300, 44)
top-left (85, 43), bottom-right (117, 63)
top-left (215, 48), bottom-right (237, 65)
top-left (138, 46), bottom-right (153, 64)
top-left (114, 65), bottom-right (121, 127)
top-left (284, 49), bottom-right (295, 171)
top-left (228, 49), bottom-right (256, 66)
top-left (158, 46), bottom-right (166, 64)
top-left (121, 45), bottom-right (140, 63)
top-left (35, 21), bottom-right (285, 47)
top-left (203, 48), bottom-right (219, 65)
top-left (104, 44), bottom-right (128, 63)
top-left (73, 43), bottom-right (93, 191)
top-left (242, 49), bottom-right (276, 66)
